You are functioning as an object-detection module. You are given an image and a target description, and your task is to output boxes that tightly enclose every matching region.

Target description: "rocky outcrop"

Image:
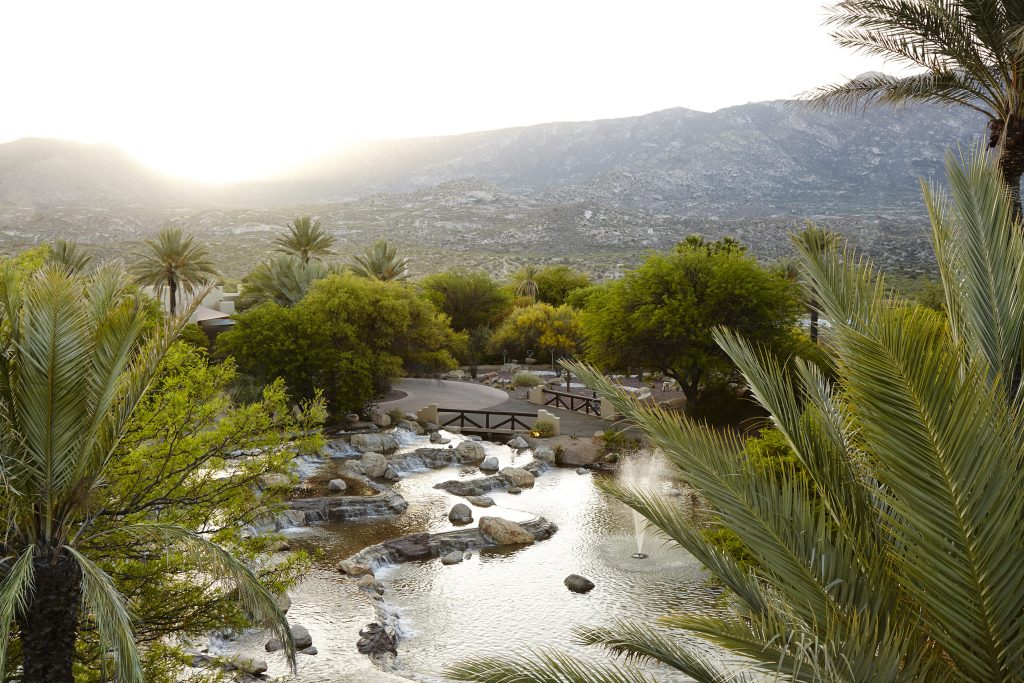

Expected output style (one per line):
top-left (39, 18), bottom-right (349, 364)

top-left (478, 517), bottom-right (535, 545)
top-left (351, 433), bottom-right (400, 454)
top-left (435, 460), bottom-right (548, 497)
top-left (289, 477), bottom-right (408, 522)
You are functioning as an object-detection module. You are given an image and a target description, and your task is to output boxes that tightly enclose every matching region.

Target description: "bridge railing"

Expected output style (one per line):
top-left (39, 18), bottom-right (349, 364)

top-left (540, 387), bottom-right (601, 415)
top-left (436, 408), bottom-right (537, 433)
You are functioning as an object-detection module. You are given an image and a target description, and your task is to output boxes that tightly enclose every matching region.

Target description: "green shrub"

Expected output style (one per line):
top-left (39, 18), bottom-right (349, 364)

top-left (743, 427), bottom-right (801, 479)
top-left (600, 428), bottom-right (640, 454)
top-left (387, 408), bottom-right (406, 426)
top-left (512, 371), bottom-right (543, 387)
top-left (532, 421), bottom-right (555, 438)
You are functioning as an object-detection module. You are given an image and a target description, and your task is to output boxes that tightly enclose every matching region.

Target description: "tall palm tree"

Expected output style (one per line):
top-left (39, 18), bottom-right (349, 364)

top-left (809, 0), bottom-right (1024, 212)
top-left (47, 239), bottom-right (92, 273)
top-left (274, 215), bottom-right (335, 264)
top-left (793, 224), bottom-right (841, 344)
top-left (241, 254), bottom-right (335, 308)
top-left (0, 265), bottom-right (294, 683)
top-left (511, 264), bottom-right (540, 300)
top-left (449, 149), bottom-right (1024, 682)
top-left (130, 227), bottom-right (218, 315)
top-left (350, 239), bottom-right (410, 281)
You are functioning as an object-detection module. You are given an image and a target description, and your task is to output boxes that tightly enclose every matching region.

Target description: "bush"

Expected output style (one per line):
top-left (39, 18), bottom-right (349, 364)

top-left (512, 371), bottom-right (543, 387)
top-left (532, 421), bottom-right (555, 438)
top-left (600, 428), bottom-right (640, 455)
top-left (387, 408), bottom-right (406, 426)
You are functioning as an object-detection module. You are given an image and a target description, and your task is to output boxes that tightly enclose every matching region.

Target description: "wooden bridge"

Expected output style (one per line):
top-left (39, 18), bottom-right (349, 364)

top-left (540, 387), bottom-right (601, 415)
top-left (435, 407), bottom-right (538, 436)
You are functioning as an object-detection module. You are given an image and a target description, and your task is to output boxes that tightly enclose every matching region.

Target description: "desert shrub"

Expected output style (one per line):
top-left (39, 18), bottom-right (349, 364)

top-left (512, 371), bottom-right (543, 387)
top-left (532, 421), bottom-right (555, 438)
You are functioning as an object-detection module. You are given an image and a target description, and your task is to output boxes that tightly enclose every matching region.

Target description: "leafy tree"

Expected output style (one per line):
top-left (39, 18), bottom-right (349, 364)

top-left (236, 254), bottom-right (335, 310)
top-left (47, 239), bottom-right (93, 273)
top-left (450, 148), bottom-right (1024, 683)
top-left (490, 302), bottom-right (583, 364)
top-left (419, 269), bottom-right (512, 331)
top-left (0, 264), bottom-right (294, 683)
top-left (219, 274), bottom-right (461, 413)
top-left (810, 0), bottom-right (1024, 212)
top-left (511, 264), bottom-right (541, 300)
top-left (533, 265), bottom-right (591, 306)
top-left (351, 239), bottom-right (410, 281)
top-left (274, 215), bottom-right (334, 264)
top-left (130, 226), bottom-right (218, 314)
top-left (581, 238), bottom-right (800, 408)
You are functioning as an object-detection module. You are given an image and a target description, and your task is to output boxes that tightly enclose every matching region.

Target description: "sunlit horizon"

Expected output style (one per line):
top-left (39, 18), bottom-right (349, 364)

top-left (2, 1), bottom-right (902, 182)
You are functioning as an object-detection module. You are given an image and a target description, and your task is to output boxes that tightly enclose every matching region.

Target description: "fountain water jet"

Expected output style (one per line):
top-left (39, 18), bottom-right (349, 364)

top-left (619, 452), bottom-right (667, 559)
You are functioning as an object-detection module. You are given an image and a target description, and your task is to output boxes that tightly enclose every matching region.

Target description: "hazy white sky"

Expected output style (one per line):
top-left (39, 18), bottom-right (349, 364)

top-left (1, 1), bottom-right (898, 182)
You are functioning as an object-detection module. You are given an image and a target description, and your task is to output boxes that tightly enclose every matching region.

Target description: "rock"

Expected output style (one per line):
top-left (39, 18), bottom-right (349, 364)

top-left (351, 433), bottom-right (399, 454)
top-left (357, 622), bottom-right (397, 656)
top-left (479, 455), bottom-right (499, 472)
top-left (443, 369), bottom-right (470, 381)
top-left (228, 655), bottom-right (268, 674)
top-left (463, 550), bottom-right (473, 559)
top-left (277, 509), bottom-right (306, 529)
top-left (478, 517), bottom-right (535, 545)
top-left (426, 422), bottom-right (440, 431)
top-left (275, 593), bottom-right (291, 614)
top-left (564, 574), bottom-right (596, 593)
top-left (383, 532), bottom-right (433, 560)
top-left (576, 467), bottom-right (589, 475)
top-left (291, 624), bottom-right (313, 650)
top-left (384, 466), bottom-right (401, 481)
top-left (358, 452), bottom-right (388, 478)
top-left (371, 412), bottom-right (392, 427)
top-left (328, 478), bottom-right (347, 493)
top-left (259, 472), bottom-right (291, 489)
top-left (508, 486), bottom-right (522, 494)
top-left (269, 539), bottom-right (291, 552)
top-left (441, 550), bottom-right (464, 565)
top-left (466, 495), bottom-right (495, 507)
top-left (507, 436), bottom-right (529, 450)
top-left (343, 413), bottom-right (360, 424)
top-left (657, 397), bottom-right (688, 411)
top-left (469, 435), bottom-right (483, 441)
top-left (448, 503), bottom-right (473, 524)
top-left (397, 419), bottom-right (425, 435)
top-left (405, 412), bottom-right (418, 421)
top-left (500, 467), bottom-right (536, 487)
top-left (435, 475), bottom-right (506, 496)
top-left (300, 646), bottom-right (318, 655)
top-left (265, 638), bottom-right (283, 652)
top-left (337, 560), bottom-right (374, 577)
top-left (430, 432), bottom-right (451, 444)
top-left (356, 574), bottom-right (384, 594)
top-left (455, 440), bottom-right (486, 461)
top-left (534, 447), bottom-right (556, 462)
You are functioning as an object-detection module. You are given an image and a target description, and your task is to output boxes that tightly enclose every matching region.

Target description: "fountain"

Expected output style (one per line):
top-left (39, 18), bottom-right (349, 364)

top-left (619, 452), bottom-right (667, 559)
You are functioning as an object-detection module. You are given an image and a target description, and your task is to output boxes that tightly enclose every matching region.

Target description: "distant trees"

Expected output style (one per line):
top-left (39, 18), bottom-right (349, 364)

top-left (810, 0), bottom-right (1024, 212)
top-left (419, 270), bottom-right (512, 332)
top-left (351, 239), bottom-right (411, 281)
top-left (490, 302), bottom-right (584, 365)
top-left (218, 274), bottom-right (461, 414)
top-left (131, 227), bottom-right (218, 314)
top-left (274, 215), bottom-right (335, 264)
top-left (581, 238), bottom-right (800, 407)
top-left (532, 265), bottom-right (591, 306)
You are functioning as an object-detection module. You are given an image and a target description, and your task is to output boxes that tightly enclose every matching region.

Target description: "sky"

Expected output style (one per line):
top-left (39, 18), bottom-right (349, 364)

top-left (1, 1), bottom-right (900, 182)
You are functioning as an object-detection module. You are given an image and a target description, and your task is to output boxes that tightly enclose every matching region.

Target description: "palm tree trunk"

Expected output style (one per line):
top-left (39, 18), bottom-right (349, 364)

top-left (169, 277), bottom-right (177, 316)
top-left (15, 554), bottom-right (82, 683)
top-left (991, 116), bottom-right (1024, 219)
top-left (810, 307), bottom-right (819, 344)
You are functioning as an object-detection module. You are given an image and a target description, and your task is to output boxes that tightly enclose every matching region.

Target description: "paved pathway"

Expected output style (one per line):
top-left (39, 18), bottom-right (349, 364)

top-left (378, 378), bottom-right (510, 413)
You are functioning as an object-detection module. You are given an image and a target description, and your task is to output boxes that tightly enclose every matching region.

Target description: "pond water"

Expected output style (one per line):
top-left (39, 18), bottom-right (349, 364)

top-left (218, 433), bottom-right (719, 682)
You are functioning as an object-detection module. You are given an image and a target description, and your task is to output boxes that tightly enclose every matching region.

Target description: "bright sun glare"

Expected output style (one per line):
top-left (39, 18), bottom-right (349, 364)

top-left (1, 1), bottom-right (896, 183)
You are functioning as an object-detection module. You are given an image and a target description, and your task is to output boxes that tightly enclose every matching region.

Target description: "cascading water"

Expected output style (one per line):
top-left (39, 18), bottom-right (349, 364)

top-left (618, 452), bottom-right (666, 559)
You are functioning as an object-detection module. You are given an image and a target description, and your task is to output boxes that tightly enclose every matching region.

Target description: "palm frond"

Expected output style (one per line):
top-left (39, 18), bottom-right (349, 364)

top-left (0, 547), bottom-right (35, 682)
top-left (446, 648), bottom-right (656, 683)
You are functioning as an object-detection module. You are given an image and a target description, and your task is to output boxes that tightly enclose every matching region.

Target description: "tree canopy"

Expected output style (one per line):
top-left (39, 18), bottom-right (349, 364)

top-left (274, 215), bottom-right (335, 264)
top-left (532, 265), bottom-right (591, 306)
top-left (419, 269), bottom-right (512, 332)
top-left (581, 238), bottom-right (800, 406)
top-left (490, 301), bottom-right (584, 364)
top-left (130, 227), bottom-right (218, 315)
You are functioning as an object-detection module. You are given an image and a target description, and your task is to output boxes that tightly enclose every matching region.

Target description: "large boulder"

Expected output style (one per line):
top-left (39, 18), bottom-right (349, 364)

top-left (357, 623), bottom-right (397, 655)
top-left (448, 503), bottom-right (473, 524)
top-left (228, 655), bottom-right (268, 674)
top-left (500, 467), bottom-right (536, 487)
top-left (455, 440), bottom-right (486, 461)
top-left (276, 509), bottom-right (306, 529)
top-left (564, 574), bottom-right (595, 594)
top-left (291, 624), bottom-right (313, 650)
top-left (328, 478), bottom-right (347, 493)
top-left (479, 456), bottom-right (499, 472)
top-left (337, 560), bottom-right (374, 577)
top-left (351, 433), bottom-right (399, 454)
top-left (534, 447), bottom-right (556, 462)
top-left (383, 532), bottom-right (433, 561)
top-left (358, 452), bottom-right (388, 478)
top-left (397, 419), bottom-right (425, 435)
top-left (478, 517), bottom-right (535, 545)
top-left (507, 436), bottom-right (529, 450)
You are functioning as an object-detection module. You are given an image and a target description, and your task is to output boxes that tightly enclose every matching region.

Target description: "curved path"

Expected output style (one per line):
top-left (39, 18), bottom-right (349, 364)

top-left (378, 378), bottom-right (510, 414)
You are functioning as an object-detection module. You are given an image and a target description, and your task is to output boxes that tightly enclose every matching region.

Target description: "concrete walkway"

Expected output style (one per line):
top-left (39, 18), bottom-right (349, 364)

top-left (378, 378), bottom-right (510, 413)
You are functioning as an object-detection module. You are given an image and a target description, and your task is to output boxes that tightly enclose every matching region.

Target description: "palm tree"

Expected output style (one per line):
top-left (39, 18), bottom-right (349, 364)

top-left (274, 215), bottom-right (335, 264)
top-left (130, 227), bottom-right (218, 315)
top-left (350, 239), bottom-right (410, 281)
top-left (511, 264), bottom-right (540, 300)
top-left (809, 1), bottom-right (1024, 212)
top-left (240, 254), bottom-right (334, 308)
top-left (0, 264), bottom-right (294, 683)
top-left (449, 149), bottom-right (1024, 682)
top-left (47, 239), bottom-right (92, 273)
top-left (793, 224), bottom-right (841, 344)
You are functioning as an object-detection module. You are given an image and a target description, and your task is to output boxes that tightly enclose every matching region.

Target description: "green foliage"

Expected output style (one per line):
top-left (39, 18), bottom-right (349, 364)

top-left (511, 264), bottom-right (541, 300)
top-left (387, 408), bottom-right (406, 426)
top-left (743, 426), bottom-right (800, 478)
top-left (564, 283), bottom-right (604, 310)
top-left (130, 226), bottom-right (218, 314)
top-left (491, 302), bottom-right (584, 362)
top-left (511, 371), bottom-right (543, 388)
top-left (419, 270), bottom-right (512, 332)
top-left (218, 273), bottom-right (461, 414)
top-left (47, 239), bottom-right (93, 273)
top-left (531, 421), bottom-right (556, 438)
top-left (581, 237), bottom-right (800, 408)
top-left (236, 254), bottom-right (335, 310)
top-left (274, 215), bottom-right (334, 264)
top-left (351, 239), bottom-right (410, 281)
top-left (177, 322), bottom-right (210, 350)
top-left (599, 428), bottom-right (639, 455)
top-left (533, 265), bottom-right (591, 306)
